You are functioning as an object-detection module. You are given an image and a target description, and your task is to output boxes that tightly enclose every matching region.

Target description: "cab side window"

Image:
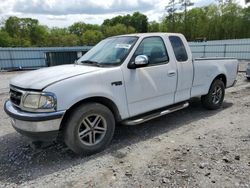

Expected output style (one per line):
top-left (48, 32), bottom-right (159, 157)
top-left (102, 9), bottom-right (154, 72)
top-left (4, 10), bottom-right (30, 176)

top-left (133, 37), bottom-right (169, 65)
top-left (169, 36), bottom-right (188, 62)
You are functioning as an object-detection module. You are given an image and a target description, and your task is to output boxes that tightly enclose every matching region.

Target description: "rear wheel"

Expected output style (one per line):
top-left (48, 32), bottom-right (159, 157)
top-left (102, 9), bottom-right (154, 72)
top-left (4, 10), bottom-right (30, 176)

top-left (201, 79), bottom-right (225, 110)
top-left (63, 103), bottom-right (115, 155)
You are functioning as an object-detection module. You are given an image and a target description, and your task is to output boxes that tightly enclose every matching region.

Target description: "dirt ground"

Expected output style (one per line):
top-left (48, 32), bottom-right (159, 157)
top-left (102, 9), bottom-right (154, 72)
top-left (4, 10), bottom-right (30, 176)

top-left (0, 63), bottom-right (249, 188)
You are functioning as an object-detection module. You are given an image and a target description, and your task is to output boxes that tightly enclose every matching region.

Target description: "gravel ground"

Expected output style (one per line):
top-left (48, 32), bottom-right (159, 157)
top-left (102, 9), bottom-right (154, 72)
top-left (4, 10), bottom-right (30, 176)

top-left (0, 62), bottom-right (249, 188)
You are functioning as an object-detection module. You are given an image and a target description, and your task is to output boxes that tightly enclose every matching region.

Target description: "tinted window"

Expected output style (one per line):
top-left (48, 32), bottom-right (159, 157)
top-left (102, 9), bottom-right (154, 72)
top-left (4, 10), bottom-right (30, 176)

top-left (169, 36), bottom-right (188, 62)
top-left (133, 37), bottom-right (169, 65)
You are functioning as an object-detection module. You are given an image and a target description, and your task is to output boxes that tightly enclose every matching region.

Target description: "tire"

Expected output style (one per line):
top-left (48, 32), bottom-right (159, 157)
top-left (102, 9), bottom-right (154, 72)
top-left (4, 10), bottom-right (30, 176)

top-left (63, 103), bottom-right (115, 155)
top-left (247, 77), bottom-right (250, 81)
top-left (201, 79), bottom-right (225, 110)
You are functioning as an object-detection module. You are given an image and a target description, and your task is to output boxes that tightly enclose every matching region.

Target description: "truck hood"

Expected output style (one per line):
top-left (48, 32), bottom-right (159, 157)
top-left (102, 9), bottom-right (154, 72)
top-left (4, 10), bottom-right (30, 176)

top-left (10, 64), bottom-right (101, 90)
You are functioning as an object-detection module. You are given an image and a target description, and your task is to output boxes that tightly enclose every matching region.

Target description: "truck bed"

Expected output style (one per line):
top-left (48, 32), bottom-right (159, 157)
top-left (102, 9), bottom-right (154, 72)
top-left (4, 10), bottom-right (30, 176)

top-left (191, 57), bottom-right (238, 97)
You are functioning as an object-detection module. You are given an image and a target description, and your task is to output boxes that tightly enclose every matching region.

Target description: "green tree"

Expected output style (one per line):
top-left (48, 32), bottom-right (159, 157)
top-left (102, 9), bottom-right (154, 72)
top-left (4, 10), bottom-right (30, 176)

top-left (241, 6), bottom-right (250, 38)
top-left (69, 22), bottom-right (101, 36)
top-left (0, 31), bottom-right (12, 47)
top-left (148, 21), bottom-right (160, 32)
top-left (81, 30), bottom-right (104, 45)
top-left (203, 5), bottom-right (221, 40)
top-left (47, 28), bottom-right (79, 46)
top-left (127, 12), bottom-right (148, 32)
top-left (3, 16), bottom-right (43, 46)
top-left (185, 7), bottom-right (208, 40)
top-left (4, 16), bottom-right (38, 38)
top-left (0, 6), bottom-right (249, 47)
top-left (159, 20), bottom-right (168, 32)
top-left (103, 12), bottom-right (148, 33)
top-left (220, 2), bottom-right (243, 39)
top-left (30, 25), bottom-right (49, 46)
top-left (102, 24), bottom-right (135, 37)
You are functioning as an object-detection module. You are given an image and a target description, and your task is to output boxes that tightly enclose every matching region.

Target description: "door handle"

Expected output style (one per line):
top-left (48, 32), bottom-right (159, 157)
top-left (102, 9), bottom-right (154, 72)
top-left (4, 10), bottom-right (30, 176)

top-left (167, 71), bottom-right (176, 77)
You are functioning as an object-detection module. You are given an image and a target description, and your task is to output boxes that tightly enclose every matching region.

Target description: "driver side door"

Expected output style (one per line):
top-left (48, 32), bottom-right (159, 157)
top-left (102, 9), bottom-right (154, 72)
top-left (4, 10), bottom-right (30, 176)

top-left (122, 36), bottom-right (178, 117)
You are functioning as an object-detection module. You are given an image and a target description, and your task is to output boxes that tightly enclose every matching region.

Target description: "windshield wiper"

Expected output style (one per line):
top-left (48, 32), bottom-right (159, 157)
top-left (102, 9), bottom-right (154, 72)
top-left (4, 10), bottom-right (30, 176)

top-left (79, 60), bottom-right (101, 67)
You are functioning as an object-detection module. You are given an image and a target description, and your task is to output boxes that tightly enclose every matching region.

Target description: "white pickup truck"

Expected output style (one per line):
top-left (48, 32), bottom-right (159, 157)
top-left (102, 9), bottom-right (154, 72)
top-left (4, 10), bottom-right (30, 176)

top-left (4, 33), bottom-right (238, 154)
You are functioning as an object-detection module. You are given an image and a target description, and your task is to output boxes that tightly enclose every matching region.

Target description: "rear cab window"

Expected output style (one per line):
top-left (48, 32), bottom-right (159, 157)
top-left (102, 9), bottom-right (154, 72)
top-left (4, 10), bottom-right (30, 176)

top-left (169, 36), bottom-right (188, 62)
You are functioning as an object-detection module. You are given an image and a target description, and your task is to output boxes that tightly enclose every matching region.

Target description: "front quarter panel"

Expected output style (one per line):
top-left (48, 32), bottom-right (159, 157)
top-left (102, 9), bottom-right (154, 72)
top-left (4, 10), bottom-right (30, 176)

top-left (44, 67), bottom-right (129, 119)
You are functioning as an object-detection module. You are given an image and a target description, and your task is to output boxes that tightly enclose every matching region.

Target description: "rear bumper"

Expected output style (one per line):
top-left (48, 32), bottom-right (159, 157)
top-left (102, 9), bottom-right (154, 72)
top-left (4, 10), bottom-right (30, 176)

top-left (4, 100), bottom-right (65, 141)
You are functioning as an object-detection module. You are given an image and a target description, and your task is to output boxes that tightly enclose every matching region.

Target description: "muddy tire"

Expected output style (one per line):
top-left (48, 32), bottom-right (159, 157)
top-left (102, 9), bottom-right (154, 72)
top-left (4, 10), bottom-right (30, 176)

top-left (201, 79), bottom-right (225, 110)
top-left (63, 103), bottom-right (115, 155)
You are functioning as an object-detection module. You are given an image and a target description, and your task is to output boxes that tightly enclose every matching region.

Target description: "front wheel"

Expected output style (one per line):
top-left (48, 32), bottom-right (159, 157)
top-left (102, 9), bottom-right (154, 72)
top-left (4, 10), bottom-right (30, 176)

top-left (201, 79), bottom-right (225, 110)
top-left (63, 103), bottom-right (115, 155)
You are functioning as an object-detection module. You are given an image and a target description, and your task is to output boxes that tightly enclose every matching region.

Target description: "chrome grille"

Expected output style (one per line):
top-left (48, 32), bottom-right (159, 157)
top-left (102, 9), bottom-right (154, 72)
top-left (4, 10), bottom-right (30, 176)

top-left (10, 88), bottom-right (22, 106)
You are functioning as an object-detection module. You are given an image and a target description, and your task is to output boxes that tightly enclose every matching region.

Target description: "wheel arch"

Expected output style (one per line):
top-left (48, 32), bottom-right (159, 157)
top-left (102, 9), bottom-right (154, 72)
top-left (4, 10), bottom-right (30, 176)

top-left (201, 73), bottom-right (226, 110)
top-left (59, 96), bottom-right (121, 130)
top-left (202, 74), bottom-right (227, 96)
top-left (213, 74), bottom-right (227, 87)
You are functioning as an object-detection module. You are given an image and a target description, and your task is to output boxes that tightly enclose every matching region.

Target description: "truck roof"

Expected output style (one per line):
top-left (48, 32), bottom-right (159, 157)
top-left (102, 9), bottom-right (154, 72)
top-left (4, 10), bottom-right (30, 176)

top-left (115, 32), bottom-right (183, 38)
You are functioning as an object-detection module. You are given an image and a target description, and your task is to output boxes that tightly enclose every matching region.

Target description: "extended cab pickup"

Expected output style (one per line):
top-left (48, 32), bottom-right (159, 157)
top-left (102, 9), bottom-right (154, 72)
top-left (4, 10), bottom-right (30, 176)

top-left (4, 33), bottom-right (238, 154)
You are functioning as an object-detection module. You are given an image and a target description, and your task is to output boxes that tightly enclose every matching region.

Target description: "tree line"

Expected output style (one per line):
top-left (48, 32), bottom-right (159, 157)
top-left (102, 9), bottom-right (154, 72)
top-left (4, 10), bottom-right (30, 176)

top-left (0, 2), bottom-right (249, 47)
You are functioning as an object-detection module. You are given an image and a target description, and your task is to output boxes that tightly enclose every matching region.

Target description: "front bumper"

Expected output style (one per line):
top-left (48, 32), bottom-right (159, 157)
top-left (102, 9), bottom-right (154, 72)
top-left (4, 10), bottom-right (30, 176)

top-left (4, 100), bottom-right (65, 141)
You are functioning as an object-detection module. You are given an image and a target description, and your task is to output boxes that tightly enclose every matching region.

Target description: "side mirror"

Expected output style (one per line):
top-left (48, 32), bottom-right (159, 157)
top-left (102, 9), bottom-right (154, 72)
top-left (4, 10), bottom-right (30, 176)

top-left (128, 55), bottom-right (149, 69)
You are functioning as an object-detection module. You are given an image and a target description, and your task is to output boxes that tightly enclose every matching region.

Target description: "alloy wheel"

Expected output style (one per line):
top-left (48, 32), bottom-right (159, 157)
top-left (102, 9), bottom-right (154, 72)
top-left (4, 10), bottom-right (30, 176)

top-left (211, 86), bottom-right (222, 104)
top-left (78, 114), bottom-right (107, 146)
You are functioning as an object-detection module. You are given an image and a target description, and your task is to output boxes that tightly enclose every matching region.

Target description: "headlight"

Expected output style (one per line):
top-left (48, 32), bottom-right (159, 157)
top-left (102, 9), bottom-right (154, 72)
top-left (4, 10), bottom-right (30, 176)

top-left (22, 92), bottom-right (56, 111)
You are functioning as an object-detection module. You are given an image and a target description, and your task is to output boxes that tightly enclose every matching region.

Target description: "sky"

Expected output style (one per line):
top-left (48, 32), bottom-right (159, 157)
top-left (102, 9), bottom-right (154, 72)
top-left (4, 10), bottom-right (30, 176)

top-left (0, 0), bottom-right (247, 28)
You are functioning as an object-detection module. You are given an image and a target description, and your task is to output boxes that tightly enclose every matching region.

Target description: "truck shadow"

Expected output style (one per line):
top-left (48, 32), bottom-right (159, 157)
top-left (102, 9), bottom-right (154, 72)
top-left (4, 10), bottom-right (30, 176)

top-left (0, 99), bottom-right (233, 185)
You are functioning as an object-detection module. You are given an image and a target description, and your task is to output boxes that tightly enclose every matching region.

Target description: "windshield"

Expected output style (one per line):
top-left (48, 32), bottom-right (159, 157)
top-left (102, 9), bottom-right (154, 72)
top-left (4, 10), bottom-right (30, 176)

top-left (77, 36), bottom-right (138, 66)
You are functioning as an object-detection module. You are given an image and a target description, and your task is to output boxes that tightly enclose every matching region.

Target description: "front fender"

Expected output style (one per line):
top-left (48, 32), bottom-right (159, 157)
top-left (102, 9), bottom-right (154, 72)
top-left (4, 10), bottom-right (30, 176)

top-left (44, 68), bottom-right (129, 119)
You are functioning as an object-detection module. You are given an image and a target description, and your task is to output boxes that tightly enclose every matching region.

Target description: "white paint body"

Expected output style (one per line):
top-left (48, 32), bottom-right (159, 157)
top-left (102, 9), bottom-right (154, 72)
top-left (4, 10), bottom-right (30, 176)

top-left (10, 33), bottom-right (239, 120)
